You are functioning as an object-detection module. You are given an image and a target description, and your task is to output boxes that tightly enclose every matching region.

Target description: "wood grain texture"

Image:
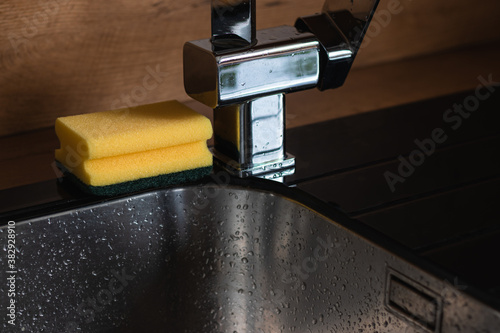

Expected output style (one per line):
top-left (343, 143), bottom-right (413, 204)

top-left (1, 43), bottom-right (500, 191)
top-left (1, 0), bottom-right (500, 137)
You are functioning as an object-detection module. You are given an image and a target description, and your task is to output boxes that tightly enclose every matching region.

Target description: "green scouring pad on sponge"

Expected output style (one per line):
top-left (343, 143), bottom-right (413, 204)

top-left (54, 100), bottom-right (213, 196)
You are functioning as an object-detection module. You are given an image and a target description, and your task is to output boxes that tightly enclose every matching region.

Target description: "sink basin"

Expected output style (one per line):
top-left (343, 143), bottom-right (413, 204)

top-left (1, 178), bottom-right (499, 332)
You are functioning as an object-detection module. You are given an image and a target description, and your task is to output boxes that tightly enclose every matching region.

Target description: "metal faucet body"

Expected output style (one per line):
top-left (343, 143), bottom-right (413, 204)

top-left (184, 0), bottom-right (379, 179)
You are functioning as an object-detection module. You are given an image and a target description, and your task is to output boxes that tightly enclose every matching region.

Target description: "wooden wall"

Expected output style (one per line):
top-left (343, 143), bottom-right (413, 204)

top-left (1, 0), bottom-right (500, 137)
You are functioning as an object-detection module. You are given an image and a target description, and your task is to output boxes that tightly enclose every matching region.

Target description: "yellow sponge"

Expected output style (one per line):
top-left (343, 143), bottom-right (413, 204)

top-left (55, 101), bottom-right (213, 196)
top-left (55, 100), bottom-right (212, 160)
top-left (55, 141), bottom-right (212, 187)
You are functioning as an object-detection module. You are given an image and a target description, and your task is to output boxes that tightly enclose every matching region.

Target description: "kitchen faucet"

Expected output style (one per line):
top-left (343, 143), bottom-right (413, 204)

top-left (184, 0), bottom-right (379, 180)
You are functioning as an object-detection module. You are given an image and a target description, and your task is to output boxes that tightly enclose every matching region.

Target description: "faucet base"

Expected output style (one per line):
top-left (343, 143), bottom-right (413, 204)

top-left (211, 148), bottom-right (295, 180)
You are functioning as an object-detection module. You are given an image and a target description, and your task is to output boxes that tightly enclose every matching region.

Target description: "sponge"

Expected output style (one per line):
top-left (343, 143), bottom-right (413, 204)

top-left (55, 101), bottom-right (213, 196)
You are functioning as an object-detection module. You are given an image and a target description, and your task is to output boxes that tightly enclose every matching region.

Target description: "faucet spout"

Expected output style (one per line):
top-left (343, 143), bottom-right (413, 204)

top-left (296, 0), bottom-right (380, 90)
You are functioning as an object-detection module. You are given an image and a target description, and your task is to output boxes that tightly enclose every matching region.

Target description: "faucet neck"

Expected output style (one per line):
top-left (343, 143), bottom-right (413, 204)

top-left (213, 94), bottom-right (295, 180)
top-left (211, 0), bottom-right (256, 50)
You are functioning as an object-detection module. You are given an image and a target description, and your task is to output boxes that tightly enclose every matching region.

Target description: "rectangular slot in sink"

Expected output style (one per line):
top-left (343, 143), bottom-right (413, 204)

top-left (386, 269), bottom-right (442, 332)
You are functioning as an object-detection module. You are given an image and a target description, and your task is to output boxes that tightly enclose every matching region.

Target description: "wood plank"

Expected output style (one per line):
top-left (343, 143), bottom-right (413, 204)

top-left (1, 0), bottom-right (500, 137)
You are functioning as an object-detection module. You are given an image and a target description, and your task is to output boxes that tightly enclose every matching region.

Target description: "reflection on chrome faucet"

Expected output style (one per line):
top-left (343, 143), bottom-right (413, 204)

top-left (184, 0), bottom-right (380, 180)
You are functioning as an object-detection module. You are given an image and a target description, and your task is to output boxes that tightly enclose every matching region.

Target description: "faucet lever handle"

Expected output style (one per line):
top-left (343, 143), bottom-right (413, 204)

top-left (295, 0), bottom-right (379, 90)
top-left (322, 0), bottom-right (379, 51)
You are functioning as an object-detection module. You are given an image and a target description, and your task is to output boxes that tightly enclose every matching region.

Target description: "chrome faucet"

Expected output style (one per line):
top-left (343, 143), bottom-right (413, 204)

top-left (184, 0), bottom-right (379, 180)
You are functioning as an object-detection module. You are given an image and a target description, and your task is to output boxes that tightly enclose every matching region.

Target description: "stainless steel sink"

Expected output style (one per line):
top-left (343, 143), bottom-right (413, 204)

top-left (1, 180), bottom-right (499, 332)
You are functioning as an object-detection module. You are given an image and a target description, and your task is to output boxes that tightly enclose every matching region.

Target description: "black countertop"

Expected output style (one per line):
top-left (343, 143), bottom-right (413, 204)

top-left (287, 89), bottom-right (500, 300)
